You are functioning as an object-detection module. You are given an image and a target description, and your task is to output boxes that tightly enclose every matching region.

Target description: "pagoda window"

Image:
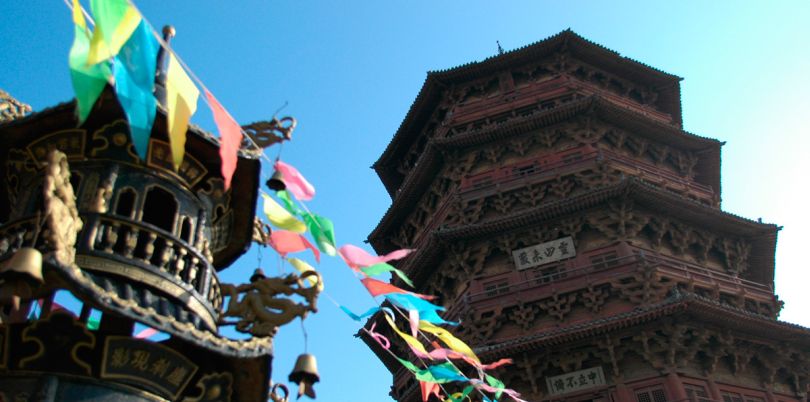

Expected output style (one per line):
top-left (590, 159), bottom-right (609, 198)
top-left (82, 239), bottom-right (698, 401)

top-left (180, 216), bottom-right (193, 243)
top-left (470, 174), bottom-right (493, 190)
top-left (533, 264), bottom-right (566, 284)
top-left (684, 384), bottom-right (712, 402)
top-left (513, 163), bottom-right (538, 178)
top-left (589, 251), bottom-right (619, 272)
top-left (142, 186), bottom-right (177, 233)
top-left (634, 387), bottom-right (666, 402)
top-left (115, 188), bottom-right (137, 219)
top-left (483, 279), bottom-right (509, 297)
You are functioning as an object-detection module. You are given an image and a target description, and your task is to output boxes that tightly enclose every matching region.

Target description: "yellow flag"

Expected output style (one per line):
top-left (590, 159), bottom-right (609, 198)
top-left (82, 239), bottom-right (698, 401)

top-left (288, 258), bottom-right (324, 291)
top-left (384, 313), bottom-right (429, 356)
top-left (262, 194), bottom-right (307, 233)
top-left (165, 53), bottom-right (199, 169)
top-left (419, 320), bottom-right (480, 363)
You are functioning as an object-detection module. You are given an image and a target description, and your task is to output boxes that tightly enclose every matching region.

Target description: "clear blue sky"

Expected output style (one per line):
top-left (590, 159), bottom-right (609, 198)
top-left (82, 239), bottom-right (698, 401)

top-left (2, 2), bottom-right (809, 401)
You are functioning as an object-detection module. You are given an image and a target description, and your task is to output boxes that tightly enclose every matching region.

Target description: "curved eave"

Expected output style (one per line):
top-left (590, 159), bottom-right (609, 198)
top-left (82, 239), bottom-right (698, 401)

top-left (370, 96), bottom-right (722, 248)
top-left (398, 178), bottom-right (777, 288)
top-left (475, 292), bottom-right (810, 359)
top-left (48, 256), bottom-right (274, 358)
top-left (374, 30), bottom-right (685, 194)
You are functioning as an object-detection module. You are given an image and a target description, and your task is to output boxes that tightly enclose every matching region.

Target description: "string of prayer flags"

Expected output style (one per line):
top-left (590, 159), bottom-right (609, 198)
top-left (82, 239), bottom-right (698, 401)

top-left (267, 230), bottom-right (320, 262)
top-left (384, 293), bottom-right (458, 326)
top-left (87, 0), bottom-right (142, 64)
top-left (275, 160), bottom-right (315, 201)
top-left (276, 190), bottom-right (305, 215)
top-left (301, 212), bottom-right (337, 256)
top-left (165, 53), bottom-right (199, 169)
top-left (111, 20), bottom-right (159, 158)
top-left (382, 312), bottom-right (430, 357)
top-left (262, 194), bottom-right (307, 233)
top-left (288, 258), bottom-right (323, 291)
top-left (69, 0), bottom-right (111, 124)
top-left (418, 321), bottom-right (479, 364)
top-left (395, 357), bottom-right (468, 384)
top-left (338, 244), bottom-right (414, 270)
top-left (445, 386), bottom-right (475, 402)
top-left (339, 305), bottom-right (381, 322)
top-left (206, 90), bottom-right (242, 189)
top-left (360, 278), bottom-right (435, 300)
top-left (367, 322), bottom-right (391, 350)
top-left (360, 262), bottom-right (414, 287)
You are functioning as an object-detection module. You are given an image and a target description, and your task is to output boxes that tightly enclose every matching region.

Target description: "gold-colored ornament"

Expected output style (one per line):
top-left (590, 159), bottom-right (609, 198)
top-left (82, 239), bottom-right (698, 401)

top-left (241, 117), bottom-right (297, 151)
top-left (42, 149), bottom-right (83, 266)
top-left (0, 247), bottom-right (44, 311)
top-left (218, 270), bottom-right (321, 337)
top-left (288, 353), bottom-right (319, 399)
top-left (268, 383), bottom-right (290, 402)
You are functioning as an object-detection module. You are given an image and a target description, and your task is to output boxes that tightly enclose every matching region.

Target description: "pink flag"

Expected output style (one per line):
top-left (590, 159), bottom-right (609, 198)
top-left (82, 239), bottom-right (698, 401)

top-left (135, 327), bottom-right (159, 339)
top-left (339, 244), bottom-right (414, 269)
top-left (206, 90), bottom-right (243, 190)
top-left (275, 160), bottom-right (315, 201)
top-left (360, 278), bottom-right (434, 300)
top-left (268, 230), bottom-right (321, 262)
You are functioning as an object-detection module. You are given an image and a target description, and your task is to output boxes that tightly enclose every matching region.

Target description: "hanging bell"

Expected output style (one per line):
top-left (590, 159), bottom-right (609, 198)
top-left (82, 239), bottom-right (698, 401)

top-left (288, 353), bottom-right (319, 399)
top-left (265, 170), bottom-right (286, 192)
top-left (250, 268), bottom-right (267, 283)
top-left (0, 247), bottom-right (44, 310)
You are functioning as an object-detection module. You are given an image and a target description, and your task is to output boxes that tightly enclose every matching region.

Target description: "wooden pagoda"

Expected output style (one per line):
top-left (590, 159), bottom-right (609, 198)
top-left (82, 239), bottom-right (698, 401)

top-left (364, 30), bottom-right (810, 402)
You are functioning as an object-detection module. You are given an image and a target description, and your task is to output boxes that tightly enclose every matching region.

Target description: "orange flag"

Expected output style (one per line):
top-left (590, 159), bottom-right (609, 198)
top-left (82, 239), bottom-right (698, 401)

top-left (205, 90), bottom-right (242, 189)
top-left (360, 278), bottom-right (434, 300)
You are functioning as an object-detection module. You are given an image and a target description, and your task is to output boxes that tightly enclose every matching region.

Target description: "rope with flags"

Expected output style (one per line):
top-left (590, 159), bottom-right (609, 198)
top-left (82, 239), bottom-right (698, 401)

top-left (63, 1), bottom-right (525, 400)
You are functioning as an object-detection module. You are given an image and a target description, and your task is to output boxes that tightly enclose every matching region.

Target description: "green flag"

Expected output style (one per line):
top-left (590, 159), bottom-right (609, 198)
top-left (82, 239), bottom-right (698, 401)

top-left (360, 262), bottom-right (414, 288)
top-left (69, 0), bottom-right (111, 123)
top-left (302, 212), bottom-right (337, 256)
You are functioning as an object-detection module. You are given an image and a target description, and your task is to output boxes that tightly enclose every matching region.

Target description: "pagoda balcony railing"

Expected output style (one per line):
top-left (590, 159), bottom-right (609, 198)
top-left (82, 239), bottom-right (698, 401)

top-left (458, 147), bottom-right (715, 204)
top-left (77, 212), bottom-right (220, 313)
top-left (447, 75), bottom-right (672, 130)
top-left (448, 249), bottom-right (773, 317)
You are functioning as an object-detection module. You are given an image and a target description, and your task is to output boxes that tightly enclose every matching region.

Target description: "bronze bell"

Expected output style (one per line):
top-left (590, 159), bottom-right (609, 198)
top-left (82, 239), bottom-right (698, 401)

top-left (288, 353), bottom-right (319, 399)
top-left (250, 268), bottom-right (266, 283)
top-left (0, 247), bottom-right (44, 310)
top-left (265, 170), bottom-right (286, 191)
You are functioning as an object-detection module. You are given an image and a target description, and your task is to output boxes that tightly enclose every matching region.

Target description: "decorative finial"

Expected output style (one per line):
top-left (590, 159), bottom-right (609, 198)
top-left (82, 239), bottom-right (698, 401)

top-left (162, 25), bottom-right (176, 42)
top-left (497, 40), bottom-right (505, 55)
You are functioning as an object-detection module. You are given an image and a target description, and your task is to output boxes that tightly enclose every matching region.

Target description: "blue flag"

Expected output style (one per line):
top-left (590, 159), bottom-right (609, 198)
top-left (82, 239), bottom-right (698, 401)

top-left (113, 20), bottom-right (159, 159)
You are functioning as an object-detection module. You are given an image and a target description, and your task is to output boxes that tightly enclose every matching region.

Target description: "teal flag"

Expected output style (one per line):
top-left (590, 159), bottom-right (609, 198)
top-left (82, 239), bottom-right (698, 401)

top-left (395, 357), bottom-right (468, 384)
top-left (113, 20), bottom-right (159, 159)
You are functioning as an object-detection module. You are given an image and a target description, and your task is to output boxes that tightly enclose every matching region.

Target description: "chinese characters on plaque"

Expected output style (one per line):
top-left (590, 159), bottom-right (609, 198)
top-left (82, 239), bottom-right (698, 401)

top-left (545, 366), bottom-right (606, 396)
top-left (101, 336), bottom-right (198, 399)
top-left (511, 236), bottom-right (576, 270)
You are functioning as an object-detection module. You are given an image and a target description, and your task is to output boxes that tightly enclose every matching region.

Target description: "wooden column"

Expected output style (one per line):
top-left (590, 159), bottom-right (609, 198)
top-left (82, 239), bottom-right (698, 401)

top-left (706, 378), bottom-right (722, 402)
top-left (665, 372), bottom-right (688, 402)
top-left (614, 382), bottom-right (634, 402)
